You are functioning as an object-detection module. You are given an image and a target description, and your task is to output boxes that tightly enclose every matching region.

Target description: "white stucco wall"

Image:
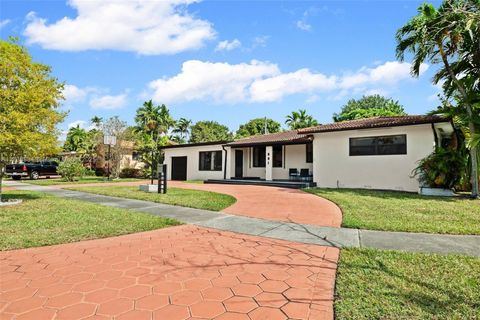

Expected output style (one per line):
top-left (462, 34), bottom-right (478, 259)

top-left (231, 144), bottom-right (313, 180)
top-left (312, 124), bottom-right (437, 192)
top-left (163, 144), bottom-right (226, 180)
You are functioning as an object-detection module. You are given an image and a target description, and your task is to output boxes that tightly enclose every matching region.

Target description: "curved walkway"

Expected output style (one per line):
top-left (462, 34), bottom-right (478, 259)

top-left (50, 180), bottom-right (343, 228)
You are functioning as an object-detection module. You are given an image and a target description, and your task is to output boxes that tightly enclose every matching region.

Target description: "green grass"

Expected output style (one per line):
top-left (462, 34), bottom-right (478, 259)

top-left (0, 191), bottom-right (180, 250)
top-left (305, 188), bottom-right (480, 235)
top-left (335, 248), bottom-right (480, 319)
top-left (15, 176), bottom-right (143, 185)
top-left (66, 186), bottom-right (236, 211)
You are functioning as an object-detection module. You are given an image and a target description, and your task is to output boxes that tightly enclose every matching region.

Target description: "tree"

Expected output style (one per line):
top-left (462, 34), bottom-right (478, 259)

top-left (134, 100), bottom-right (175, 179)
top-left (333, 95), bottom-right (407, 122)
top-left (396, 0), bottom-right (479, 198)
top-left (190, 121), bottom-right (233, 143)
top-left (90, 116), bottom-right (103, 129)
top-left (0, 38), bottom-right (65, 202)
top-left (101, 116), bottom-right (132, 178)
top-left (64, 126), bottom-right (88, 152)
top-left (236, 118), bottom-right (282, 138)
top-left (285, 109), bottom-right (319, 130)
top-left (172, 118), bottom-right (192, 142)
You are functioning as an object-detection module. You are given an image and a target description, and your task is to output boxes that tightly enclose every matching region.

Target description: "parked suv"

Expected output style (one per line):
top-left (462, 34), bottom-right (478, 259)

top-left (5, 161), bottom-right (59, 180)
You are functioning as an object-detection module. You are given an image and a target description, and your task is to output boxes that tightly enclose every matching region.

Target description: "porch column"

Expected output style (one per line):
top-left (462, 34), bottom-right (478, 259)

top-left (265, 145), bottom-right (273, 181)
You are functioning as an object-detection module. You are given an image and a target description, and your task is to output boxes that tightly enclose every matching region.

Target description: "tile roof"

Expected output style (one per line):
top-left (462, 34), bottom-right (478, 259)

top-left (298, 115), bottom-right (450, 134)
top-left (226, 130), bottom-right (311, 147)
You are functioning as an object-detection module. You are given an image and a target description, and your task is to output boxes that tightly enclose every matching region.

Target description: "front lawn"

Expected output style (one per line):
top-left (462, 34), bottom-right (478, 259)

top-left (335, 248), bottom-right (480, 319)
top-left (66, 185), bottom-right (236, 211)
top-left (0, 191), bottom-right (180, 250)
top-left (15, 176), bottom-right (143, 186)
top-left (305, 188), bottom-right (480, 235)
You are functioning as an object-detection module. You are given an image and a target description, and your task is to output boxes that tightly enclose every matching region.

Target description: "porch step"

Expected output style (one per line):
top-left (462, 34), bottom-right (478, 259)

top-left (205, 179), bottom-right (317, 189)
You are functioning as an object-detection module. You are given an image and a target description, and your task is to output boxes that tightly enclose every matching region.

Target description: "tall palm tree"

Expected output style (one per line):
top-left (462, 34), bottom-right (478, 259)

top-left (285, 109), bottom-right (318, 130)
top-left (396, 1), bottom-right (479, 197)
top-left (173, 118), bottom-right (192, 142)
top-left (90, 116), bottom-right (103, 129)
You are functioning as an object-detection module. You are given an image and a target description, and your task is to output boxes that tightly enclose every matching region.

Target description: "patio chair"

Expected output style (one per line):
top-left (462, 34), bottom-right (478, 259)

top-left (289, 168), bottom-right (299, 180)
top-left (300, 169), bottom-right (311, 181)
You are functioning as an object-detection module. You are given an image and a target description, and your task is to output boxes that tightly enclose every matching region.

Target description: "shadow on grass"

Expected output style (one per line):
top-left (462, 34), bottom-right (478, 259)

top-left (308, 187), bottom-right (469, 202)
top-left (1, 192), bottom-right (43, 201)
top-left (339, 250), bottom-right (479, 316)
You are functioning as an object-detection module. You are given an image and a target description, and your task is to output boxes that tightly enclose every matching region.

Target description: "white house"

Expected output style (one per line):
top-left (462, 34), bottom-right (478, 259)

top-left (162, 115), bottom-right (454, 192)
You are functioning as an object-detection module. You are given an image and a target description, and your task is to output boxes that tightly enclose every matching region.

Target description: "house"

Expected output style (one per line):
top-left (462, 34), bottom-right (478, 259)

top-left (162, 115), bottom-right (454, 192)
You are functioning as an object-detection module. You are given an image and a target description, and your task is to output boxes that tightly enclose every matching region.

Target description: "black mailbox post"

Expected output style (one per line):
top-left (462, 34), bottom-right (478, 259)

top-left (157, 164), bottom-right (167, 194)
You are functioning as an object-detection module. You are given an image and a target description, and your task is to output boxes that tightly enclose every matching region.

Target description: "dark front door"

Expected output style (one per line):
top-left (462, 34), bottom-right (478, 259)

top-left (171, 156), bottom-right (187, 180)
top-left (235, 150), bottom-right (243, 178)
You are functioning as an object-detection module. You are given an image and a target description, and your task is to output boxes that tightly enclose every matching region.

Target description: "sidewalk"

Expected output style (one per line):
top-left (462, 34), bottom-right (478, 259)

top-left (6, 181), bottom-right (480, 257)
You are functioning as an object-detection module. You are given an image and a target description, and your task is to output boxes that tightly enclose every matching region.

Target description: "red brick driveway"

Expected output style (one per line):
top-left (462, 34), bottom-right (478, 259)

top-left (0, 225), bottom-right (339, 320)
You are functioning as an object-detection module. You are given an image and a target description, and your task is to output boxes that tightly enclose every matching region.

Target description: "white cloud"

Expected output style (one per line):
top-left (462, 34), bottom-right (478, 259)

top-left (296, 20), bottom-right (311, 31)
top-left (148, 60), bottom-right (279, 103)
top-left (146, 60), bottom-right (428, 104)
top-left (68, 120), bottom-right (88, 129)
top-left (250, 69), bottom-right (336, 102)
top-left (90, 93), bottom-right (128, 110)
top-left (340, 61), bottom-right (428, 89)
top-left (253, 35), bottom-right (269, 48)
top-left (215, 39), bottom-right (241, 51)
top-left (0, 19), bottom-right (10, 29)
top-left (24, 0), bottom-right (216, 55)
top-left (63, 84), bottom-right (88, 102)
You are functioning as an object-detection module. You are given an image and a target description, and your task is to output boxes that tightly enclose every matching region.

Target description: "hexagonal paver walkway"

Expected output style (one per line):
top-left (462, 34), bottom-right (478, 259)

top-left (0, 225), bottom-right (339, 320)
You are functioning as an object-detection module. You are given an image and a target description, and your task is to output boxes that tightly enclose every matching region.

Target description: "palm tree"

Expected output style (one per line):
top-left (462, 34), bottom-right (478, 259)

top-left (90, 116), bottom-right (103, 129)
top-left (134, 101), bottom-right (175, 182)
top-left (64, 125), bottom-right (87, 152)
top-left (285, 109), bottom-right (319, 130)
top-left (173, 118), bottom-right (192, 142)
top-left (396, 1), bottom-right (479, 197)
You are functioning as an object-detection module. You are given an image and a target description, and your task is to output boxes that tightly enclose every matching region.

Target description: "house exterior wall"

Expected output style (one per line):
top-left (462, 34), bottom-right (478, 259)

top-left (163, 144), bottom-right (226, 180)
top-left (312, 123), bottom-right (436, 192)
top-left (230, 144), bottom-right (313, 180)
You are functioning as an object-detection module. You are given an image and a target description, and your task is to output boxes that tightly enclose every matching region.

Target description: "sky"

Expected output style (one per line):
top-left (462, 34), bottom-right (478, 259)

top-left (1, 0), bottom-right (444, 136)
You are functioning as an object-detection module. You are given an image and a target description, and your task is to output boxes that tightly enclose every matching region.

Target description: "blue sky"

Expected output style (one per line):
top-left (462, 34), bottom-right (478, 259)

top-left (1, 0), bottom-right (443, 135)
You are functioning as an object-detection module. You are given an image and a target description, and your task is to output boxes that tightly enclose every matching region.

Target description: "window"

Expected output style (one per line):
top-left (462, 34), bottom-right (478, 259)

top-left (349, 134), bottom-right (407, 156)
top-left (306, 143), bottom-right (313, 163)
top-left (252, 146), bottom-right (266, 167)
top-left (273, 145), bottom-right (282, 167)
top-left (199, 151), bottom-right (222, 171)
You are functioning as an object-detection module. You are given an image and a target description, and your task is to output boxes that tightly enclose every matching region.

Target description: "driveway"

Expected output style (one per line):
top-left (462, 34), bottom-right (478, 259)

top-left (51, 180), bottom-right (342, 228)
top-left (0, 225), bottom-right (339, 320)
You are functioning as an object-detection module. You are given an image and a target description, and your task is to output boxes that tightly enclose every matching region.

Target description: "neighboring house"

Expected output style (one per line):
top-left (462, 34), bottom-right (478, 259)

top-left (162, 115), bottom-right (454, 192)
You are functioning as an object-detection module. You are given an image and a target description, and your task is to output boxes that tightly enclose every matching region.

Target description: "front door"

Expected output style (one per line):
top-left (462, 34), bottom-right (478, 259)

top-left (235, 150), bottom-right (243, 178)
top-left (171, 156), bottom-right (187, 180)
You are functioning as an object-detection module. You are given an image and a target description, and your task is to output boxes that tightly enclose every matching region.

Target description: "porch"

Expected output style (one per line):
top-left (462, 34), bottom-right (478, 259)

top-left (220, 131), bottom-right (315, 187)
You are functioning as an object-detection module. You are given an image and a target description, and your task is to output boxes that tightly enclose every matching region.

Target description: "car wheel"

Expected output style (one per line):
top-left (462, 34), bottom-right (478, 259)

top-left (12, 176), bottom-right (21, 180)
top-left (30, 171), bottom-right (39, 180)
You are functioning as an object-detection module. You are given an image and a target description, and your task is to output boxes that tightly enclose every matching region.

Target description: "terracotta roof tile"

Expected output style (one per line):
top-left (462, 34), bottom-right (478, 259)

top-left (226, 131), bottom-right (311, 147)
top-left (298, 115), bottom-right (449, 134)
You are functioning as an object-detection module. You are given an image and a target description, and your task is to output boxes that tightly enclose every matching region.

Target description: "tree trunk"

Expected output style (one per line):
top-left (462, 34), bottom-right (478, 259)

top-left (438, 41), bottom-right (479, 198)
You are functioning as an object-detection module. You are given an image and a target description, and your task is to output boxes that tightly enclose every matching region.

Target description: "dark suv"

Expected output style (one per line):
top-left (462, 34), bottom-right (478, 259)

top-left (5, 161), bottom-right (59, 180)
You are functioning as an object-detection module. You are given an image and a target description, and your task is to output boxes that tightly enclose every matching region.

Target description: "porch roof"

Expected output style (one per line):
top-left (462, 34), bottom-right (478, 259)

top-left (225, 130), bottom-right (312, 148)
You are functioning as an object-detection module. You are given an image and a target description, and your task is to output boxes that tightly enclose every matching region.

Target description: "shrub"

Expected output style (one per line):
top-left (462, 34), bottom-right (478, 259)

top-left (57, 158), bottom-right (85, 182)
top-left (83, 168), bottom-right (96, 176)
top-left (413, 147), bottom-right (468, 190)
top-left (95, 168), bottom-right (106, 177)
top-left (119, 168), bottom-right (142, 178)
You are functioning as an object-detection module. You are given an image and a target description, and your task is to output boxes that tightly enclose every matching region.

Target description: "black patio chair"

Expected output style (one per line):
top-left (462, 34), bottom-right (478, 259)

top-left (300, 169), bottom-right (311, 181)
top-left (289, 168), bottom-right (299, 180)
